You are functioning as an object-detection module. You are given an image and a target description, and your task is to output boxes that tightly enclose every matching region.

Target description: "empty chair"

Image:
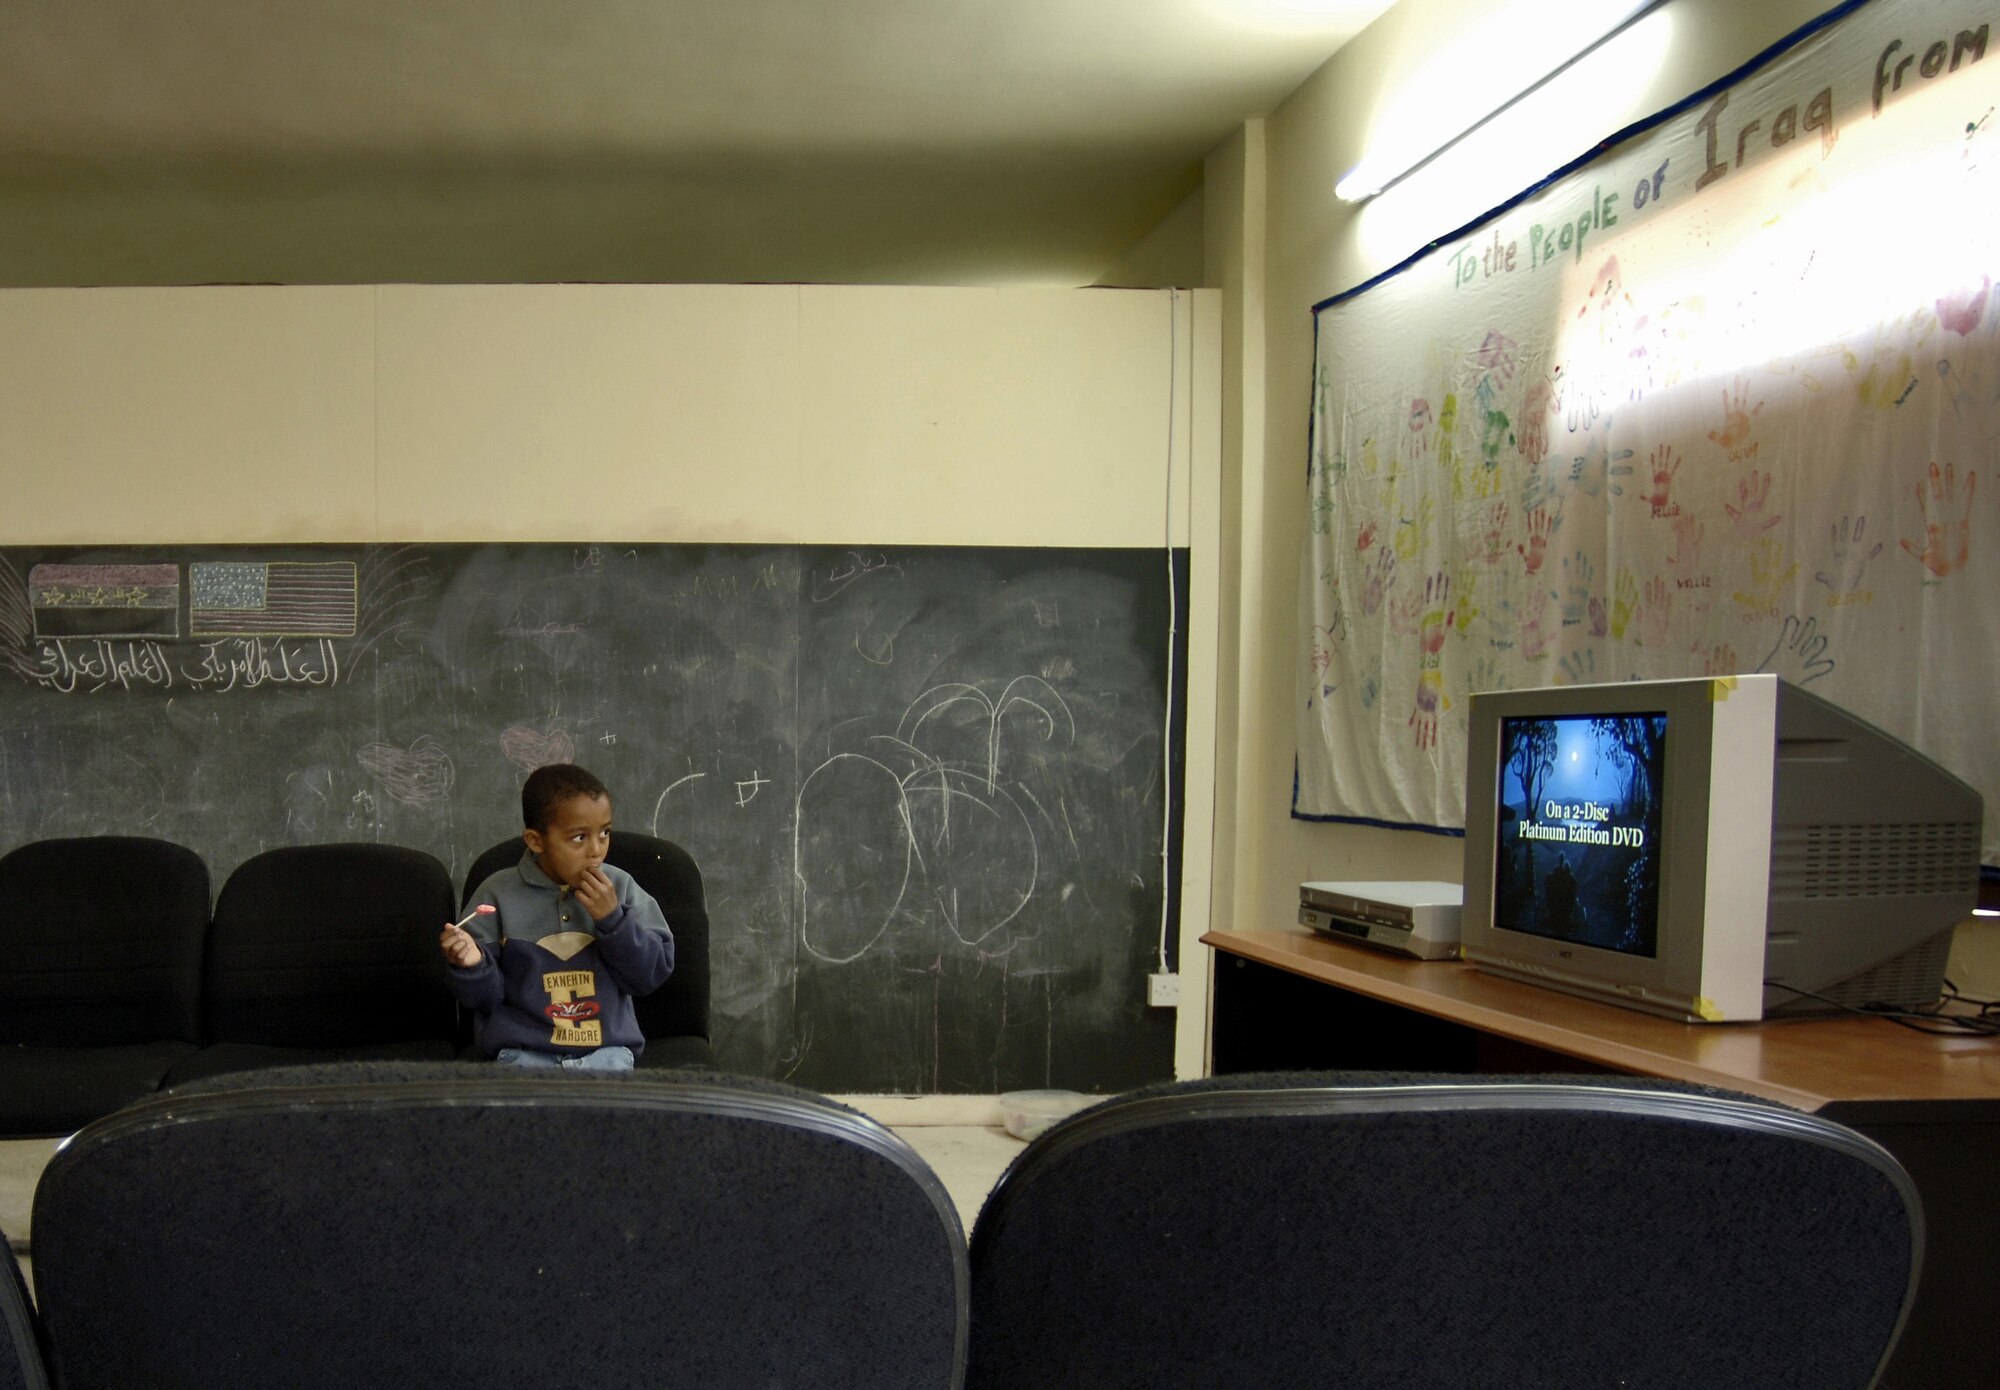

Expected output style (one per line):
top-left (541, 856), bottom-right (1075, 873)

top-left (463, 830), bottom-right (713, 1067)
top-left (164, 843), bottom-right (459, 1085)
top-left (33, 1062), bottom-right (966, 1389)
top-left (0, 1232), bottom-right (48, 1390)
top-left (0, 836), bottom-right (210, 1136)
top-left (966, 1073), bottom-right (1921, 1390)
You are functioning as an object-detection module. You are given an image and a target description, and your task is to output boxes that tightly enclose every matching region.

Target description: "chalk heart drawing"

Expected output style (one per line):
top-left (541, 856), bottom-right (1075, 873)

top-left (500, 723), bottom-right (575, 772)
top-left (356, 735), bottom-right (455, 806)
top-left (795, 676), bottom-right (1071, 966)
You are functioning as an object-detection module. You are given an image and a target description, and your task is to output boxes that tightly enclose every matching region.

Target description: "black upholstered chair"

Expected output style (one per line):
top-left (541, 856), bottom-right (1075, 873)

top-left (463, 831), bottom-right (713, 1067)
top-left (966, 1073), bottom-right (1922, 1390)
top-left (33, 1062), bottom-right (966, 1390)
top-left (0, 836), bottom-right (210, 1136)
top-left (0, 1233), bottom-right (48, 1390)
top-left (162, 844), bottom-right (460, 1085)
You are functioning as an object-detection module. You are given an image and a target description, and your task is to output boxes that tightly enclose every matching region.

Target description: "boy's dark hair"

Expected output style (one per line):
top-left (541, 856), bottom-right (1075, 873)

top-left (521, 763), bottom-right (610, 831)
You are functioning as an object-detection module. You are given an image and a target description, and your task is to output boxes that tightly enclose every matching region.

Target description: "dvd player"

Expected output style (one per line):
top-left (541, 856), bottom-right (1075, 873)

top-left (1298, 880), bottom-right (1464, 960)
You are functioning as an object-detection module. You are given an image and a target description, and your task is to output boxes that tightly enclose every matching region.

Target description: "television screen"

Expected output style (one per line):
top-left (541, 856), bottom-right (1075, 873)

top-left (1463, 675), bottom-right (1982, 1023)
top-left (1495, 713), bottom-right (1667, 958)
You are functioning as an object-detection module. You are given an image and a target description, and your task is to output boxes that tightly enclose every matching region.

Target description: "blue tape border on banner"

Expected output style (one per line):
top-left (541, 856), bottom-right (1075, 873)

top-left (1290, 761), bottom-right (1469, 836)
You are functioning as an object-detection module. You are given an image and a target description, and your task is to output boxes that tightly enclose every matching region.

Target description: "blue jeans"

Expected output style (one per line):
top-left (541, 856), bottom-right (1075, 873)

top-left (495, 1046), bottom-right (636, 1072)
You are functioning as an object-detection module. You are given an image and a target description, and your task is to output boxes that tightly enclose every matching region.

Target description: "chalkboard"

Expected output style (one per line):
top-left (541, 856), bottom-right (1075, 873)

top-left (0, 543), bottom-right (1185, 1092)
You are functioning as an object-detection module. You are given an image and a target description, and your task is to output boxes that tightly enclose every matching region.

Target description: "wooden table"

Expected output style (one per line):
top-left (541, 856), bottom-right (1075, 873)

top-left (1202, 926), bottom-right (2000, 1388)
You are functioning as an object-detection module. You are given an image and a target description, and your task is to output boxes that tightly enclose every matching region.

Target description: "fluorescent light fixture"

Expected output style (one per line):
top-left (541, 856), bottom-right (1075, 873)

top-left (1336, 0), bottom-right (1668, 202)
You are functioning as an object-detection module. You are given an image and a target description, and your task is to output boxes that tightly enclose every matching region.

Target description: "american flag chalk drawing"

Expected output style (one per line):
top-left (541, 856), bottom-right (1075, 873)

top-left (189, 561), bottom-right (357, 638)
top-left (29, 563), bottom-right (181, 640)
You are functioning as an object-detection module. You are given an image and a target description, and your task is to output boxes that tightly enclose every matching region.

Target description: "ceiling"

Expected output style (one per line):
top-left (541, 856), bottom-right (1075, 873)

top-left (0, 0), bottom-right (1392, 289)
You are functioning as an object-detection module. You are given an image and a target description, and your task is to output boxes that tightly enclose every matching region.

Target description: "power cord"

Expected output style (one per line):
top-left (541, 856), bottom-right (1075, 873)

top-left (1763, 979), bottom-right (2000, 1037)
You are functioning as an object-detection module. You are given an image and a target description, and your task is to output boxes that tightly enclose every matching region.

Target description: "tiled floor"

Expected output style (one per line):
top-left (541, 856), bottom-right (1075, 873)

top-left (0, 1096), bottom-right (1034, 1294)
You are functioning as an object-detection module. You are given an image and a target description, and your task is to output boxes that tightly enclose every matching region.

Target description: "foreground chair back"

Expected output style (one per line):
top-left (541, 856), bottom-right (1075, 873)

top-left (0, 836), bottom-right (209, 1135)
top-left (167, 843), bottom-right (459, 1084)
top-left (33, 1063), bottom-right (966, 1390)
top-left (0, 1235), bottom-right (47, 1390)
top-left (464, 830), bottom-right (713, 1066)
top-left (966, 1074), bottom-right (1921, 1390)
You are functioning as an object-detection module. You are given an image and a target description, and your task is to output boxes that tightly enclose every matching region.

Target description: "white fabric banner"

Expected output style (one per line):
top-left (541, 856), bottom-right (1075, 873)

top-left (1301, 0), bottom-right (1999, 862)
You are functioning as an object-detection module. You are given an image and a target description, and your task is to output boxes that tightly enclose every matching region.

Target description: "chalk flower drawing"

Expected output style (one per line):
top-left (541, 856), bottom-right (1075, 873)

top-left (794, 676), bottom-right (1074, 966)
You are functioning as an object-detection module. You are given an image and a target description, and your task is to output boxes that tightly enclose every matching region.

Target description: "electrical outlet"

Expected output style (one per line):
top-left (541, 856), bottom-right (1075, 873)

top-left (1147, 972), bottom-right (1180, 1007)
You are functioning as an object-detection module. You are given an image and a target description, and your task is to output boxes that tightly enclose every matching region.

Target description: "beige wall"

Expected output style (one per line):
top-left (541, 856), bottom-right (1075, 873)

top-left (1094, 183), bottom-right (1209, 290)
top-left (0, 280), bottom-right (1226, 1073)
top-left (0, 284), bottom-right (1213, 548)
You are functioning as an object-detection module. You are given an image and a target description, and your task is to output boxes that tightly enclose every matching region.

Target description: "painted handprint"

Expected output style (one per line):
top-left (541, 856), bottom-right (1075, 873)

top-left (1479, 408), bottom-right (1512, 467)
top-left (1452, 569), bottom-right (1480, 637)
top-left (1416, 573), bottom-right (1454, 664)
top-left (1936, 274), bottom-right (1991, 337)
top-left (1409, 670), bottom-right (1444, 751)
top-left (1519, 504), bottom-right (1560, 576)
top-left (1406, 397), bottom-right (1433, 457)
top-left (1436, 395), bottom-right (1461, 474)
top-left (1468, 653), bottom-right (1506, 696)
top-left (1560, 550), bottom-right (1595, 627)
top-left (1518, 377), bottom-right (1554, 464)
top-left (1634, 576), bottom-right (1672, 649)
top-left (1705, 642), bottom-right (1740, 677)
top-left (1724, 469), bottom-right (1783, 540)
top-left (1558, 648), bottom-right (1598, 686)
top-left (1610, 567), bottom-right (1640, 640)
top-left (1707, 376), bottom-right (1764, 454)
top-left (1408, 676), bottom-right (1440, 752)
top-left (1666, 513), bottom-right (1705, 579)
top-left (1358, 546), bottom-right (1398, 616)
top-left (1757, 613), bottom-right (1836, 685)
top-left (1394, 495), bottom-right (1435, 561)
top-left (1569, 433), bottom-right (1635, 499)
top-left (1484, 594), bottom-right (1516, 652)
top-left (1475, 500), bottom-right (1511, 567)
top-left (1388, 586), bottom-right (1424, 637)
top-left (1731, 539), bottom-right (1798, 616)
top-left (1521, 455), bottom-right (1564, 514)
top-left (1477, 328), bottom-right (1520, 383)
top-left (1815, 515), bottom-right (1883, 596)
top-left (1899, 460), bottom-right (1978, 577)
top-left (1645, 445), bottom-right (1682, 517)
top-left (1520, 588), bottom-right (1555, 662)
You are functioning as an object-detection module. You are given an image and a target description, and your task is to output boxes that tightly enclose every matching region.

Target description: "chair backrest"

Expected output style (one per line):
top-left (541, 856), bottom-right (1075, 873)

top-left (0, 1237), bottom-right (48, 1390)
top-left (463, 830), bottom-right (710, 1046)
top-left (966, 1073), bottom-right (1922, 1390)
top-left (0, 836), bottom-right (209, 1046)
top-left (32, 1062), bottom-right (966, 1390)
top-left (204, 843), bottom-right (457, 1047)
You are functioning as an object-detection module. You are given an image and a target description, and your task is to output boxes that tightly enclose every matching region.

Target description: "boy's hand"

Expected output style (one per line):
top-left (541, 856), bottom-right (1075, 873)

top-left (439, 922), bottom-right (483, 968)
top-left (574, 866), bottom-right (619, 923)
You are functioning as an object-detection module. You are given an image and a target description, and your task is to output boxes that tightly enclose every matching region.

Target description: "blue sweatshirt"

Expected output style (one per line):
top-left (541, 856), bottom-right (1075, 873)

top-left (446, 852), bottom-right (675, 1058)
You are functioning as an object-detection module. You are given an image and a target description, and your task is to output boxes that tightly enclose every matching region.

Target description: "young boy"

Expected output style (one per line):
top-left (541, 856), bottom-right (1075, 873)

top-left (441, 763), bottom-right (675, 1070)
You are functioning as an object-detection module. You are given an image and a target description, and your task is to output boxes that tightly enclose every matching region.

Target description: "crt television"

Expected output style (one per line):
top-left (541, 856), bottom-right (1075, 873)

top-left (1459, 674), bottom-right (1983, 1022)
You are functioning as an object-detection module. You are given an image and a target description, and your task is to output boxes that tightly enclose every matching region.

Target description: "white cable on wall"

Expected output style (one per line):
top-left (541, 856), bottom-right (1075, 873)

top-left (1158, 288), bottom-right (1179, 976)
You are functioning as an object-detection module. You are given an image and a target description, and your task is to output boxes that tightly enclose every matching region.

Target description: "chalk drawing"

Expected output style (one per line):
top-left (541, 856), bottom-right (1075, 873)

top-left (795, 676), bottom-right (1076, 966)
top-left (357, 736), bottom-right (456, 806)
top-left (500, 723), bottom-right (575, 772)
